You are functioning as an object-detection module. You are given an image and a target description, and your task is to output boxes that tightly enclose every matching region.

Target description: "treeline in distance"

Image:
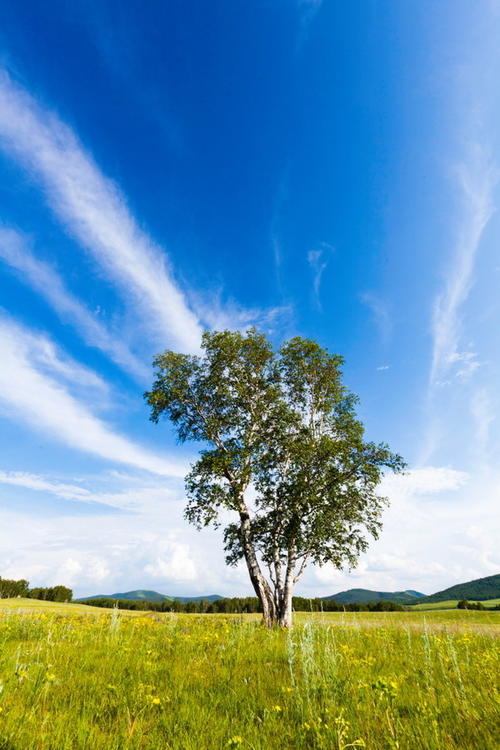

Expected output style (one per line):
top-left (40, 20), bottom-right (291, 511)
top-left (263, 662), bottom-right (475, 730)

top-left (457, 599), bottom-right (500, 610)
top-left (80, 596), bottom-right (406, 613)
top-left (0, 576), bottom-right (72, 602)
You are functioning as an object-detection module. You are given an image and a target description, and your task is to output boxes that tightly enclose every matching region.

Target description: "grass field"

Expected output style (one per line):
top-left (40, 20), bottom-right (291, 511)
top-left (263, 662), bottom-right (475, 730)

top-left (0, 600), bottom-right (498, 749)
top-left (409, 598), bottom-right (500, 611)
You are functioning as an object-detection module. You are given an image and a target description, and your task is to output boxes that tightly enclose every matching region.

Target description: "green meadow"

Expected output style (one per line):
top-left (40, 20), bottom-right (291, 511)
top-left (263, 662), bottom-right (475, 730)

top-left (0, 600), bottom-right (498, 749)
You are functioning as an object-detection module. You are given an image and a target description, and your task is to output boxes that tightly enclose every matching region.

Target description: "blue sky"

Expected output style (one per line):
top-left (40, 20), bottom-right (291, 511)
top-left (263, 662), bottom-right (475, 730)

top-left (0, 1), bottom-right (499, 598)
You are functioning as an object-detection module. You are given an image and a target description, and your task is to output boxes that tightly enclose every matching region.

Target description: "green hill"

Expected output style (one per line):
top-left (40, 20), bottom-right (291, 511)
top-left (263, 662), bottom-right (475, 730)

top-left (322, 588), bottom-right (426, 605)
top-left (414, 574), bottom-right (500, 604)
top-left (77, 590), bottom-right (223, 603)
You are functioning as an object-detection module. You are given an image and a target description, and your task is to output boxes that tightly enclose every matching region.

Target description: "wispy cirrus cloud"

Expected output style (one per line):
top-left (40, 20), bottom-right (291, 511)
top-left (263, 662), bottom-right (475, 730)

top-left (297, 0), bottom-right (323, 49)
top-left (191, 289), bottom-right (292, 334)
top-left (0, 315), bottom-right (185, 477)
top-left (360, 292), bottom-right (392, 345)
top-left (470, 387), bottom-right (496, 460)
top-left (430, 147), bottom-right (498, 385)
top-left (0, 471), bottom-right (93, 502)
top-left (0, 228), bottom-right (148, 380)
top-left (307, 242), bottom-right (333, 310)
top-left (0, 70), bottom-right (202, 353)
top-left (0, 469), bottom-right (181, 512)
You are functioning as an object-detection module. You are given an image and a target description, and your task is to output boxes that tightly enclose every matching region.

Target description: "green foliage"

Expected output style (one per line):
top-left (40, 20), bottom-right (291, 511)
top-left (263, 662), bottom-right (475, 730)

top-left (457, 599), bottom-right (485, 610)
top-left (28, 586), bottom-right (73, 602)
top-left (0, 576), bottom-right (72, 602)
top-left (419, 573), bottom-right (500, 604)
top-left (146, 330), bottom-right (405, 625)
top-left (0, 576), bottom-right (29, 598)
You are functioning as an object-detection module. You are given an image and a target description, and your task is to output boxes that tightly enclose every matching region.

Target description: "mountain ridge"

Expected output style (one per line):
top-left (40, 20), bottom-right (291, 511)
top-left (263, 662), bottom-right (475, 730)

top-left (416, 573), bottom-right (500, 604)
top-left (322, 588), bottom-right (426, 605)
top-left (77, 589), bottom-right (223, 603)
top-left (76, 573), bottom-right (500, 606)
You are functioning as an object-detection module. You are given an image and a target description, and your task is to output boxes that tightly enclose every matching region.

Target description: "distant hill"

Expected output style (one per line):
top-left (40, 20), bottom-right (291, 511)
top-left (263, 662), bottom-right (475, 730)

top-left (322, 588), bottom-right (426, 605)
top-left (77, 590), bottom-right (223, 603)
top-left (415, 573), bottom-right (500, 604)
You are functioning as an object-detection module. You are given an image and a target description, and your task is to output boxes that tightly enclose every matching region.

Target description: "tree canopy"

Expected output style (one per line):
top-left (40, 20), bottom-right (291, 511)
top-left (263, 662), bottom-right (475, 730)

top-left (146, 330), bottom-right (404, 626)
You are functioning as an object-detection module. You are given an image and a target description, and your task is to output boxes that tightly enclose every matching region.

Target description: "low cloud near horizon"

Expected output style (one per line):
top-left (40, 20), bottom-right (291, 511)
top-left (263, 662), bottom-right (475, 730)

top-left (1, 465), bottom-right (497, 599)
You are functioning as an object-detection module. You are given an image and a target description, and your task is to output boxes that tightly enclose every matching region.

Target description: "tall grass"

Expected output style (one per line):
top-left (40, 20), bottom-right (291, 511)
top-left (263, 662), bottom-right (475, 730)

top-left (0, 608), bottom-right (498, 749)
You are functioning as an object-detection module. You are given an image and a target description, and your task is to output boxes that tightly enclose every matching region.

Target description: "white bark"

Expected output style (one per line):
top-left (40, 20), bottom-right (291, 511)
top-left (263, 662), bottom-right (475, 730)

top-left (238, 498), bottom-right (276, 627)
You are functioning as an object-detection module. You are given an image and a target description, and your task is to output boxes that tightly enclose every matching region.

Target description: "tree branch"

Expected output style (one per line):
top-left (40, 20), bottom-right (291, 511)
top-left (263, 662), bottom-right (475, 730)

top-left (293, 554), bottom-right (310, 584)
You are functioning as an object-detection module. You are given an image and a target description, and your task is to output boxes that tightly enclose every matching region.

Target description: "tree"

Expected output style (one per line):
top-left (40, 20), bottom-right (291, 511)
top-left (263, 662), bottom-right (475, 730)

top-left (146, 330), bottom-right (404, 627)
top-left (0, 576), bottom-right (29, 598)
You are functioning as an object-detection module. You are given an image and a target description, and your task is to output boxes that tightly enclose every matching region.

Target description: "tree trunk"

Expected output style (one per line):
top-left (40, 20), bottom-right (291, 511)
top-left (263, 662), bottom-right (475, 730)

top-left (277, 586), bottom-right (293, 627)
top-left (238, 505), bottom-right (277, 627)
top-left (259, 585), bottom-right (278, 628)
top-left (277, 542), bottom-right (296, 627)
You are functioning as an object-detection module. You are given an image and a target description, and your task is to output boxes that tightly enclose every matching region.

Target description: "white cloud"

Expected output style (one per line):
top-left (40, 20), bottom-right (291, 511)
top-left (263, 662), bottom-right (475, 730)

top-left (143, 541), bottom-right (197, 582)
top-left (312, 555), bottom-right (447, 590)
top-left (449, 350), bottom-right (481, 379)
top-left (54, 557), bottom-right (111, 587)
top-left (430, 147), bottom-right (498, 385)
top-left (0, 503), bottom-right (219, 596)
top-left (0, 70), bottom-right (202, 353)
top-left (376, 365), bottom-right (390, 371)
top-left (0, 461), bottom-right (498, 599)
top-left (380, 466), bottom-right (469, 498)
top-left (0, 227), bottom-right (148, 380)
top-left (0, 466), bottom-right (204, 593)
top-left (0, 315), bottom-right (185, 477)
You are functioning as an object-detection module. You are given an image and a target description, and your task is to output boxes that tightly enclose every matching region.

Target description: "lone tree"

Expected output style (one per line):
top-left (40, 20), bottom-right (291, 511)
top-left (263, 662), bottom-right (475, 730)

top-left (146, 330), bottom-right (404, 627)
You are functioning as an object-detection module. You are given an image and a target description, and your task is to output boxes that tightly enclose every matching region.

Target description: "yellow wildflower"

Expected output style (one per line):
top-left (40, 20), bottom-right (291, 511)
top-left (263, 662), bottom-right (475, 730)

top-left (227, 737), bottom-right (243, 747)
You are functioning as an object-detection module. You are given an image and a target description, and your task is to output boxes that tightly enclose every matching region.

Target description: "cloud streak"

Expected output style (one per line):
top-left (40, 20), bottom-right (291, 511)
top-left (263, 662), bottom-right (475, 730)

top-left (430, 148), bottom-right (498, 385)
top-left (360, 292), bottom-right (392, 345)
top-left (0, 70), bottom-right (202, 353)
top-left (297, 0), bottom-right (323, 50)
top-left (0, 315), bottom-right (185, 477)
top-left (0, 469), bottom-right (182, 512)
top-left (307, 243), bottom-right (333, 310)
top-left (0, 227), bottom-right (148, 380)
top-left (191, 289), bottom-right (292, 334)
top-left (0, 471), bottom-right (93, 502)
